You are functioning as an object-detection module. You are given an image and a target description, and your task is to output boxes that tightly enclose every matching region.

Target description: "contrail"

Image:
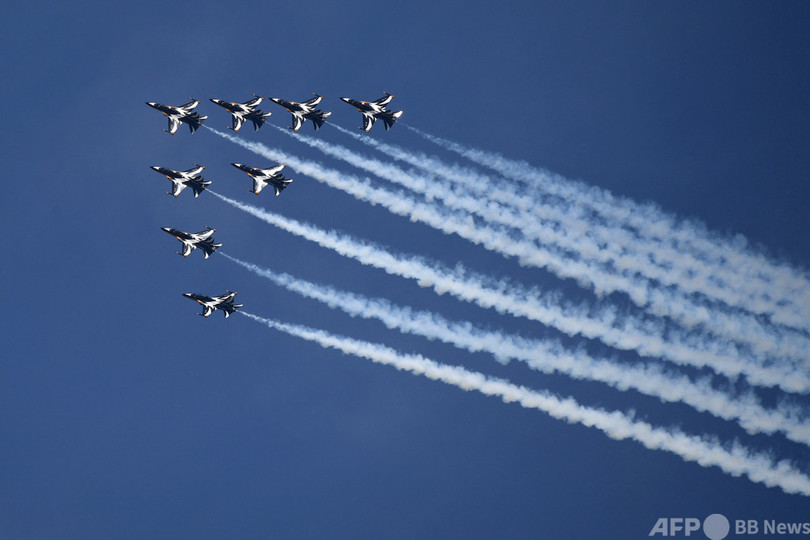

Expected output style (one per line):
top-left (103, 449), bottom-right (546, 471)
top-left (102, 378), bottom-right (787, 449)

top-left (224, 253), bottom-right (810, 446)
top-left (406, 125), bottom-right (810, 333)
top-left (343, 124), bottom-right (790, 315)
top-left (240, 310), bottom-right (810, 497)
top-left (209, 127), bottom-right (808, 368)
top-left (329, 125), bottom-right (810, 360)
top-left (206, 189), bottom-right (810, 394)
top-left (278, 127), bottom-right (810, 365)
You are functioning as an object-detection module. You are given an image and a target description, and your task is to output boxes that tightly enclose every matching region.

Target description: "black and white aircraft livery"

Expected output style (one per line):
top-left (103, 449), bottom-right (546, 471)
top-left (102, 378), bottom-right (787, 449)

top-left (231, 162), bottom-right (293, 196)
top-left (182, 291), bottom-right (242, 318)
top-left (146, 99), bottom-right (208, 134)
top-left (340, 92), bottom-right (403, 132)
top-left (269, 94), bottom-right (332, 132)
top-left (209, 95), bottom-right (272, 132)
top-left (161, 227), bottom-right (222, 259)
top-left (150, 165), bottom-right (212, 198)
top-left (147, 91), bottom-right (404, 318)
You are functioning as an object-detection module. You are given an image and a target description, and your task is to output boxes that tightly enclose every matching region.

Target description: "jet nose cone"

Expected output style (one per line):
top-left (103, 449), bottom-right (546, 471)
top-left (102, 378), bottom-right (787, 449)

top-left (340, 97), bottom-right (350, 102)
top-left (182, 293), bottom-right (193, 298)
top-left (270, 98), bottom-right (281, 104)
top-left (146, 101), bottom-right (157, 107)
top-left (150, 166), bottom-right (161, 172)
top-left (209, 98), bottom-right (220, 104)
top-left (161, 227), bottom-right (171, 233)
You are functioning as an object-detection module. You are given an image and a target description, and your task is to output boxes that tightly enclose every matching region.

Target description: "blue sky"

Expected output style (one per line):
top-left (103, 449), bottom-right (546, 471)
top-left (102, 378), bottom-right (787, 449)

top-left (2, 2), bottom-right (809, 538)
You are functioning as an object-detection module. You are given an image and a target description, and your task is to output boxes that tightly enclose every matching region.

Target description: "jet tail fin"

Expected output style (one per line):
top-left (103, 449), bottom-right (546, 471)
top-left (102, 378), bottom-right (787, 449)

top-left (188, 178), bottom-right (212, 197)
top-left (185, 112), bottom-right (207, 133)
top-left (274, 178), bottom-right (292, 196)
top-left (246, 110), bottom-right (272, 131)
top-left (307, 110), bottom-right (332, 131)
top-left (199, 239), bottom-right (222, 258)
top-left (378, 110), bottom-right (403, 131)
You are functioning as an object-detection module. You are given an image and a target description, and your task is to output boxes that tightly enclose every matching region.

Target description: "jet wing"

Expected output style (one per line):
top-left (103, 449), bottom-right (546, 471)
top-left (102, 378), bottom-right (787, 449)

top-left (362, 114), bottom-right (375, 132)
top-left (231, 114), bottom-right (245, 132)
top-left (167, 116), bottom-right (180, 135)
top-left (201, 304), bottom-right (214, 317)
top-left (263, 164), bottom-right (285, 176)
top-left (195, 228), bottom-right (216, 241)
top-left (373, 93), bottom-right (394, 107)
top-left (244, 96), bottom-right (263, 108)
top-left (184, 165), bottom-right (205, 177)
top-left (180, 243), bottom-right (193, 258)
top-left (290, 114), bottom-right (303, 132)
top-left (253, 179), bottom-right (265, 195)
top-left (302, 95), bottom-right (324, 109)
top-left (170, 181), bottom-right (186, 197)
top-left (179, 99), bottom-right (200, 112)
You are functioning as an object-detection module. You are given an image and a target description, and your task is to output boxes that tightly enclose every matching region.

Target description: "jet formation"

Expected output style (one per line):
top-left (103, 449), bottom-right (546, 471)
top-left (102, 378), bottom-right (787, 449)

top-left (146, 99), bottom-right (208, 135)
top-left (270, 94), bottom-right (332, 132)
top-left (147, 91), bottom-right (404, 317)
top-left (150, 164), bottom-right (212, 198)
top-left (147, 92), bottom-right (403, 135)
top-left (161, 226), bottom-right (222, 259)
top-left (209, 95), bottom-right (272, 132)
top-left (340, 92), bottom-right (403, 132)
top-left (182, 291), bottom-right (243, 318)
top-left (231, 162), bottom-right (293, 196)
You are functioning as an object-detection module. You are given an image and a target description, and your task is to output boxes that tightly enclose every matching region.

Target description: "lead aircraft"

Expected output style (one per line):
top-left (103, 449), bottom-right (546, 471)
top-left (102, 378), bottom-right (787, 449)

top-left (231, 162), bottom-right (293, 196)
top-left (340, 92), bottom-right (403, 132)
top-left (209, 95), bottom-right (272, 132)
top-left (269, 94), bottom-right (332, 132)
top-left (161, 227), bottom-right (221, 259)
top-left (183, 291), bottom-right (242, 318)
top-left (146, 99), bottom-right (207, 134)
top-left (150, 165), bottom-right (211, 198)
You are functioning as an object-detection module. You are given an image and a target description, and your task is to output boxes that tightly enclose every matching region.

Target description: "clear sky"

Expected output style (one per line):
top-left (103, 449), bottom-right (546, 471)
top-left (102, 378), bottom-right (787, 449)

top-left (2, 1), bottom-right (809, 538)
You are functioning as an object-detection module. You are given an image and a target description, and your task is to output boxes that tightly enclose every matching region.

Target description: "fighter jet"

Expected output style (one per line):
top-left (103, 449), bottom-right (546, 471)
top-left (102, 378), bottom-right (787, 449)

top-left (209, 95), bottom-right (272, 132)
top-left (340, 92), bottom-right (403, 132)
top-left (146, 99), bottom-right (208, 134)
top-left (183, 291), bottom-right (242, 318)
top-left (269, 94), bottom-right (332, 132)
top-left (161, 226), bottom-right (222, 259)
top-left (231, 162), bottom-right (293, 196)
top-left (150, 164), bottom-right (212, 198)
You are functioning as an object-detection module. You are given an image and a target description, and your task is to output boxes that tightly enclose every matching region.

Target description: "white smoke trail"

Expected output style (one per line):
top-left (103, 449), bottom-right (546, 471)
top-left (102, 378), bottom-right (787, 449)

top-left (281, 127), bottom-right (810, 365)
top-left (407, 125), bottom-right (810, 332)
top-left (224, 253), bottom-right (810, 446)
top-left (334, 124), bottom-right (775, 317)
top-left (240, 310), bottom-right (810, 497)
top-left (206, 188), bottom-right (810, 394)
top-left (331, 125), bottom-right (810, 363)
top-left (207, 127), bottom-right (805, 369)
